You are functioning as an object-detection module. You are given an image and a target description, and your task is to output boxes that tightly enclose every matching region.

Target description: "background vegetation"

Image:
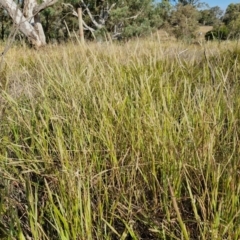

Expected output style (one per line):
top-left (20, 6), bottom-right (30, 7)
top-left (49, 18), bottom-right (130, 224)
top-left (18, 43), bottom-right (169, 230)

top-left (0, 1), bottom-right (240, 43)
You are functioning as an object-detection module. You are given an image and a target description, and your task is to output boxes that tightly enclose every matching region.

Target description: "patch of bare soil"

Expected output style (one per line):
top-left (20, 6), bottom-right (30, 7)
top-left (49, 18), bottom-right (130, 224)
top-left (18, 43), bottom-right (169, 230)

top-left (195, 26), bottom-right (213, 40)
top-left (199, 26), bottom-right (213, 34)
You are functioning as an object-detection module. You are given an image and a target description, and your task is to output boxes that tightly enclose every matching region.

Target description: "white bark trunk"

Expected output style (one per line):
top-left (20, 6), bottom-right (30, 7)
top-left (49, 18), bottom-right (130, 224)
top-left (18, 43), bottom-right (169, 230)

top-left (0, 0), bottom-right (58, 47)
top-left (0, 0), bottom-right (42, 47)
top-left (34, 16), bottom-right (46, 44)
top-left (23, 0), bottom-right (36, 24)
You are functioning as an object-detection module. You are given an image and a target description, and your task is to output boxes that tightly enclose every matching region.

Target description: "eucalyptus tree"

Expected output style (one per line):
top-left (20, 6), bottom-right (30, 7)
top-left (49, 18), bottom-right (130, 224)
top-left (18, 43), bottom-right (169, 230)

top-left (169, 3), bottom-right (200, 40)
top-left (199, 6), bottom-right (223, 26)
top-left (205, 3), bottom-right (240, 41)
top-left (222, 3), bottom-right (240, 25)
top-left (0, 0), bottom-right (58, 47)
top-left (62, 0), bottom-right (165, 40)
top-left (222, 3), bottom-right (240, 38)
top-left (0, 0), bottom-right (167, 44)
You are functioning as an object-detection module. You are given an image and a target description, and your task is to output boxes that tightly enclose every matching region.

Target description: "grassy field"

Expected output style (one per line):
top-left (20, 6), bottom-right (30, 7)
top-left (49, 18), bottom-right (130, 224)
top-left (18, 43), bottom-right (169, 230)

top-left (0, 38), bottom-right (240, 239)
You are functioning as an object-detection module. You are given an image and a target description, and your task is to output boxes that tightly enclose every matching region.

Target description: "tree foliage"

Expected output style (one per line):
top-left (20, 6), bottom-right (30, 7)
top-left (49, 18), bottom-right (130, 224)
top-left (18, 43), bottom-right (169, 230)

top-left (3, 0), bottom-right (240, 44)
top-left (0, 7), bottom-right (11, 40)
top-left (222, 3), bottom-right (240, 26)
top-left (0, 0), bottom-right (168, 43)
top-left (206, 3), bottom-right (240, 41)
top-left (62, 0), bottom-right (166, 40)
top-left (222, 3), bottom-right (240, 38)
top-left (199, 6), bottom-right (223, 26)
top-left (173, 0), bottom-right (202, 7)
top-left (169, 4), bottom-right (200, 40)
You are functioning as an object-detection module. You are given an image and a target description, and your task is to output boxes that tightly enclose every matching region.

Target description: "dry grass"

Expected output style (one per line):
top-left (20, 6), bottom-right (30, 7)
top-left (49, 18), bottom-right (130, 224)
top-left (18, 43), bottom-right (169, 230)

top-left (1, 37), bottom-right (240, 239)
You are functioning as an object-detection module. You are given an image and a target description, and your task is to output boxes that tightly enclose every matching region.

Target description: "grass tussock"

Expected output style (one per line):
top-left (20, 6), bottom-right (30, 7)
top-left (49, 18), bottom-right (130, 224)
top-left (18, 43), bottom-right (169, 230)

top-left (1, 39), bottom-right (240, 239)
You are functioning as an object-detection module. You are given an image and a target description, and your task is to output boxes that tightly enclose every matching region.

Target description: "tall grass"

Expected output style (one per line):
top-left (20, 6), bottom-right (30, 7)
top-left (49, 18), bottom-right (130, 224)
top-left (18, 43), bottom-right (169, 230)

top-left (0, 39), bottom-right (240, 239)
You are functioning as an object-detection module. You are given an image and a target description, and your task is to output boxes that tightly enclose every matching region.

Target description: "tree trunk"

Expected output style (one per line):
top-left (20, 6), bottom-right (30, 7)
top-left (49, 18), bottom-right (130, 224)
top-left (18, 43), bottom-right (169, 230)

top-left (0, 0), bottom-right (57, 48)
top-left (1, 15), bottom-right (4, 40)
top-left (78, 8), bottom-right (85, 44)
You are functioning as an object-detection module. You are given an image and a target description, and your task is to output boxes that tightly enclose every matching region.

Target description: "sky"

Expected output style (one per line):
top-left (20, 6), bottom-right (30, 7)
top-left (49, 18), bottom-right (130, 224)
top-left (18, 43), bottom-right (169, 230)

top-left (157, 1), bottom-right (240, 11)
top-left (206, 0), bottom-right (240, 10)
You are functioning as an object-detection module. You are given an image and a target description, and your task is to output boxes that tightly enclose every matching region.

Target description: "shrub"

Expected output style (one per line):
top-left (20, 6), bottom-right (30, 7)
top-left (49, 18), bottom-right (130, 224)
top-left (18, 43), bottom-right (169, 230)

top-left (205, 25), bottom-right (229, 40)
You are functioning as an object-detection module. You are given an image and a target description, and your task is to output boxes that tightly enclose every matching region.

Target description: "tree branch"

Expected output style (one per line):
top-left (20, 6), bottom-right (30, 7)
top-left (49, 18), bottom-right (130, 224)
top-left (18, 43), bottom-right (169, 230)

top-left (126, 10), bottom-right (143, 20)
top-left (80, 0), bottom-right (103, 29)
top-left (62, 3), bottom-right (96, 33)
top-left (33, 0), bottom-right (58, 15)
top-left (0, 0), bottom-right (42, 46)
